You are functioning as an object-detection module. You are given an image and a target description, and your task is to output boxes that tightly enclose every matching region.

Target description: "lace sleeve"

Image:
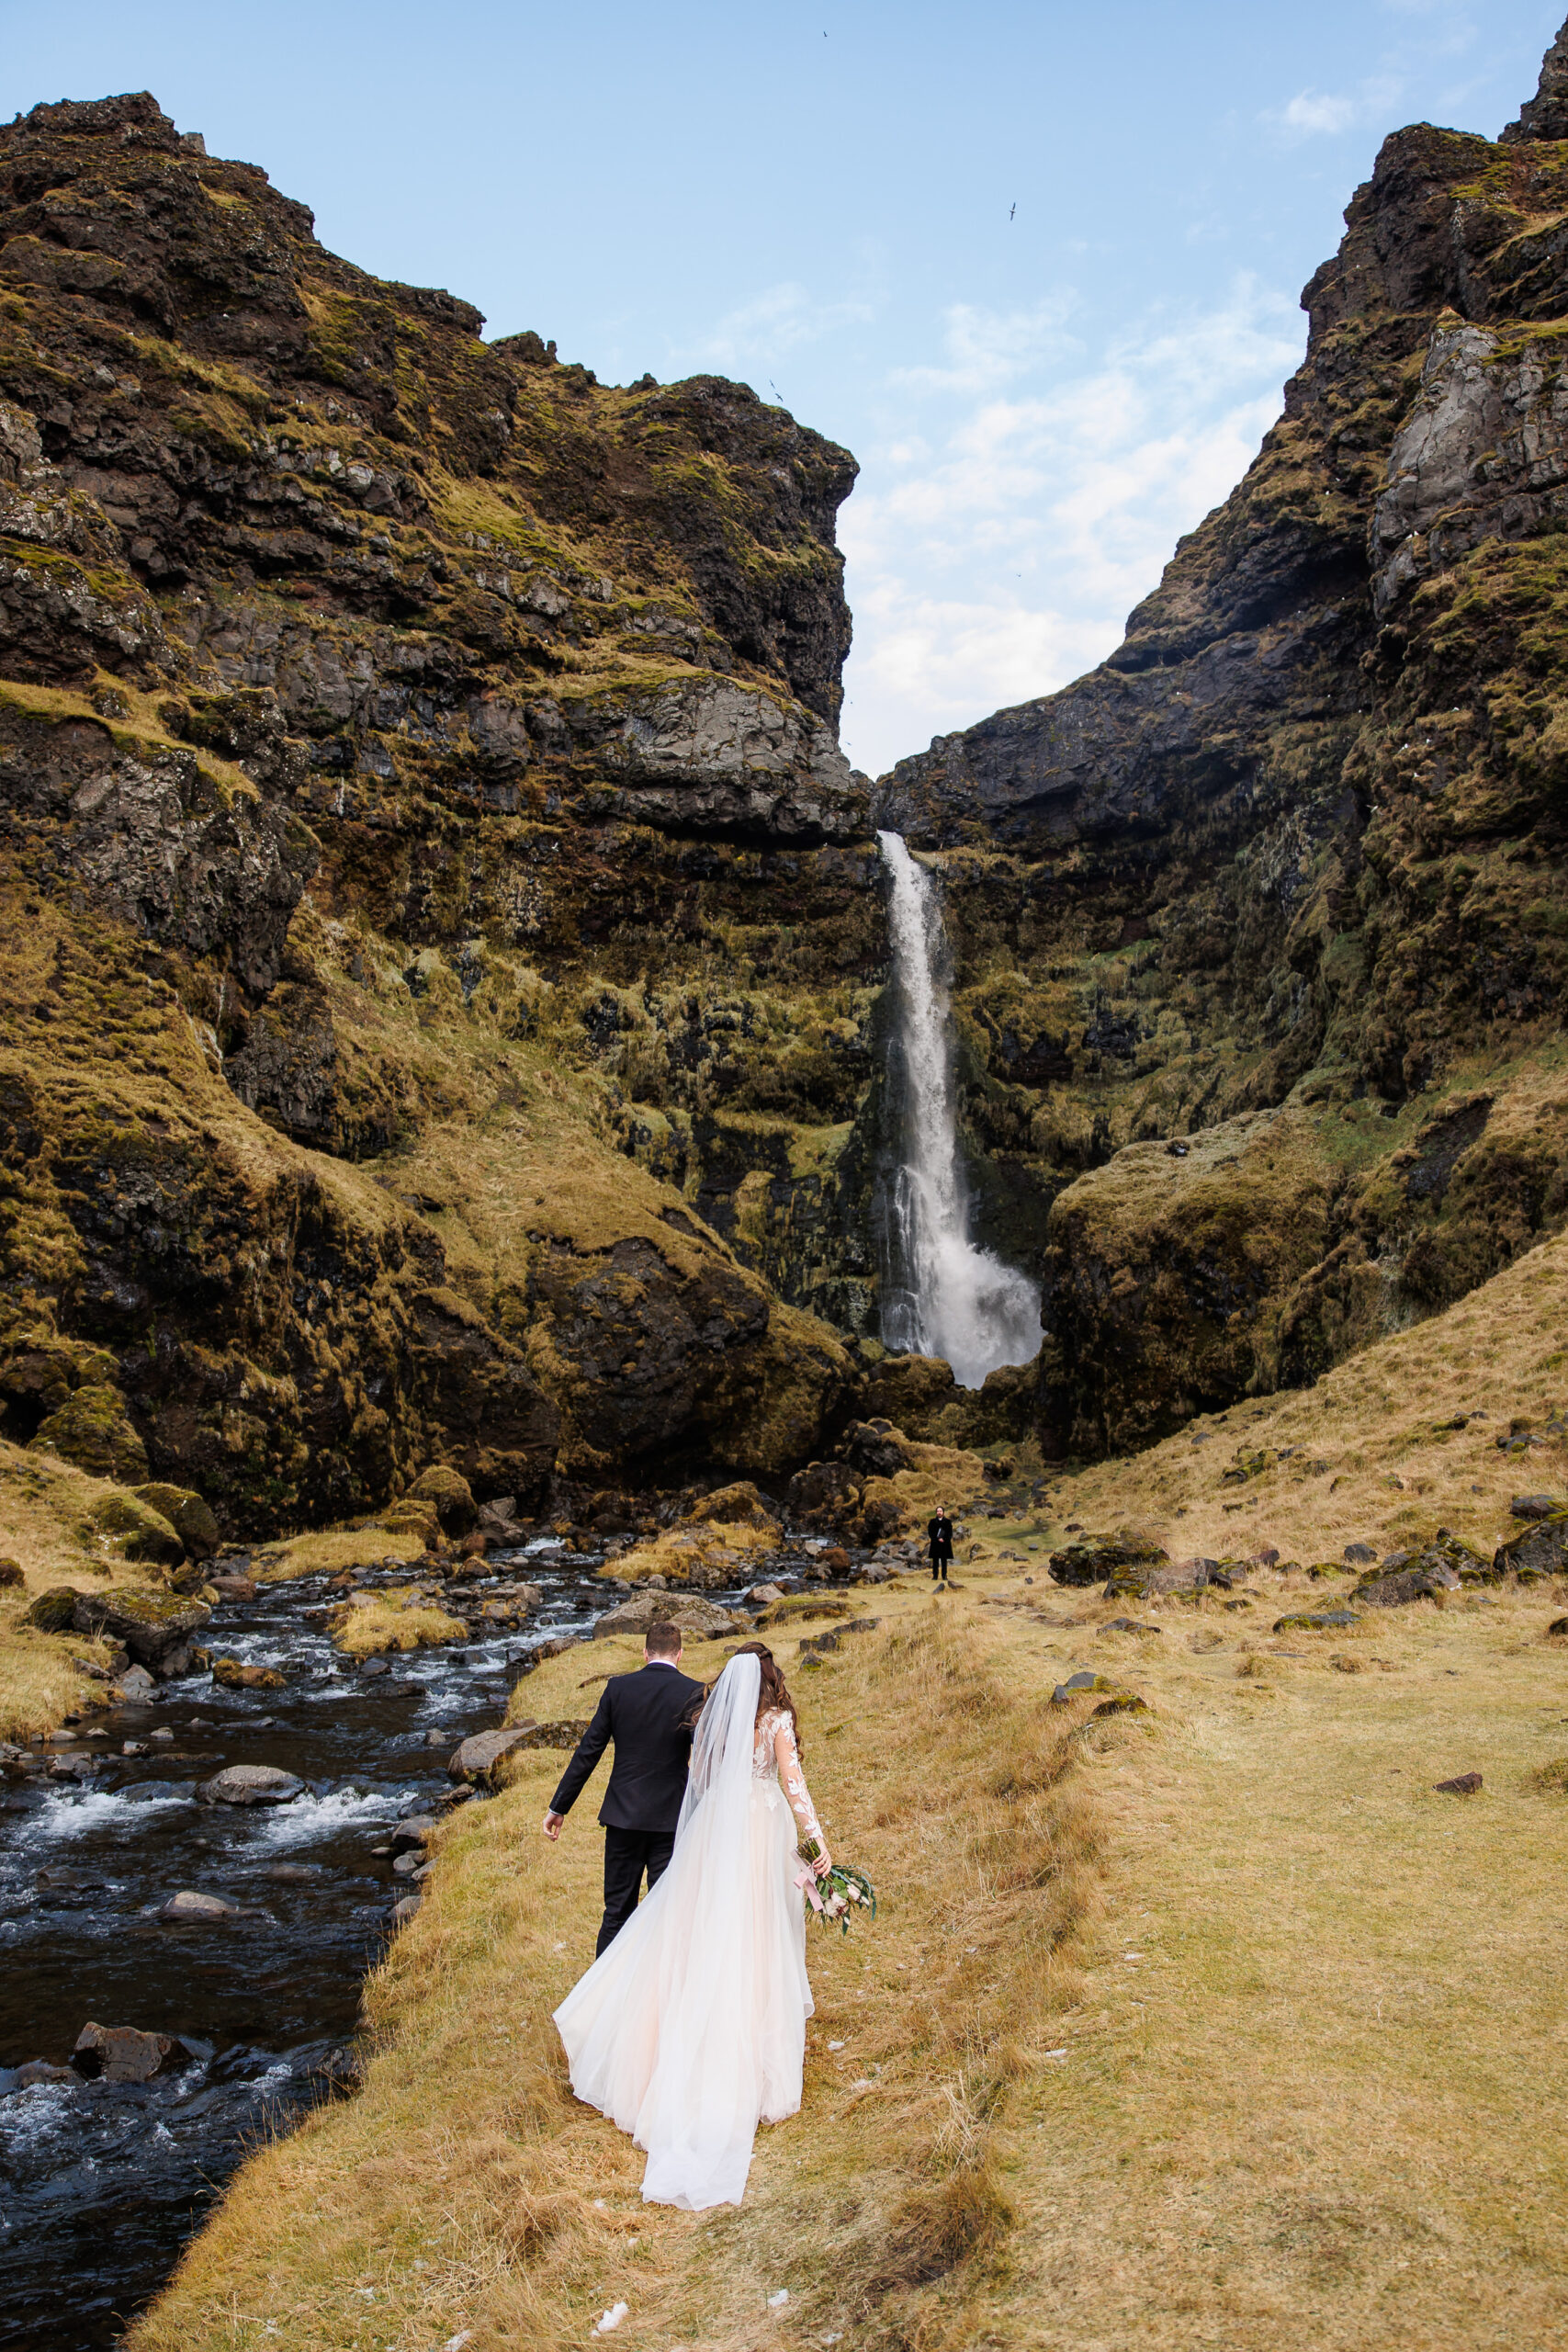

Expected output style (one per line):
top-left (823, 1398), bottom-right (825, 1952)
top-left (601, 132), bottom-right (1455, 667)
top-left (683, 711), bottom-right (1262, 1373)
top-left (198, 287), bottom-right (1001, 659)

top-left (773, 1715), bottom-right (823, 1849)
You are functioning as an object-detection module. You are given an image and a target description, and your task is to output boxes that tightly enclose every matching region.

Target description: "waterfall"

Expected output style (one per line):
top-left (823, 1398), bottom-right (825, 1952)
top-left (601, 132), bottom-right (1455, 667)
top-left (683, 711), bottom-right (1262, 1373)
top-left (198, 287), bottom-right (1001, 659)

top-left (876, 830), bottom-right (1042, 1388)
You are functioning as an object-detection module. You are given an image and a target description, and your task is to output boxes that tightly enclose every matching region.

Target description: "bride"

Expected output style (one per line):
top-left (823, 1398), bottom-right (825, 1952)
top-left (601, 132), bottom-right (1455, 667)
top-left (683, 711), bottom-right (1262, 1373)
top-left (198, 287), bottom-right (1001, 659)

top-left (553, 1640), bottom-right (832, 2210)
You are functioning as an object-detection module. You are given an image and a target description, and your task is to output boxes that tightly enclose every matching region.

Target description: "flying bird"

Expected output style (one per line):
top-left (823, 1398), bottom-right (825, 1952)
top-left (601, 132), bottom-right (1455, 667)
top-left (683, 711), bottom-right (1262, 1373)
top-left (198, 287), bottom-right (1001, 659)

top-left (1010, 202), bottom-right (1016, 221)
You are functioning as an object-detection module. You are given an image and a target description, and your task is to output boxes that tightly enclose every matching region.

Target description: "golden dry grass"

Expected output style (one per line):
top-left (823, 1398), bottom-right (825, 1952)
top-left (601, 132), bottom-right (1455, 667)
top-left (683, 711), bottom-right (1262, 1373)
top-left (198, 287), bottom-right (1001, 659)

top-left (939, 1572), bottom-right (1568, 2349)
top-left (986, 1220), bottom-right (1568, 1579)
top-left (330, 1589), bottom-right (468, 1657)
top-left (604, 1518), bottom-right (777, 1586)
top-left (126, 1556), bottom-right (1568, 2351)
top-left (258, 1528), bottom-right (432, 1583)
top-left (126, 1601), bottom-right (1103, 2352)
top-left (124, 1227), bottom-right (1568, 2349)
top-left (0, 1437), bottom-right (163, 1737)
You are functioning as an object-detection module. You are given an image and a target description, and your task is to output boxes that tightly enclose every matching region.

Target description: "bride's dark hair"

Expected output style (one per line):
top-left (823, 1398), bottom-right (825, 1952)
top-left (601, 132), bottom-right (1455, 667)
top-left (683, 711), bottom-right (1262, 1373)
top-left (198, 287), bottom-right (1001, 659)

top-left (735, 1640), bottom-right (802, 1751)
top-left (690, 1640), bottom-right (802, 1753)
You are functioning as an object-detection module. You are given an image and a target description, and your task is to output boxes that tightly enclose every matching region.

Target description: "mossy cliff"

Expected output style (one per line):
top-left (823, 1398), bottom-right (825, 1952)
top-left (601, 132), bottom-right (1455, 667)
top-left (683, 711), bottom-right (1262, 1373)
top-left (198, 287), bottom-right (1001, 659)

top-left (874, 28), bottom-right (1568, 1457)
top-left (0, 92), bottom-right (888, 1532)
top-left (15, 48), bottom-right (1568, 1524)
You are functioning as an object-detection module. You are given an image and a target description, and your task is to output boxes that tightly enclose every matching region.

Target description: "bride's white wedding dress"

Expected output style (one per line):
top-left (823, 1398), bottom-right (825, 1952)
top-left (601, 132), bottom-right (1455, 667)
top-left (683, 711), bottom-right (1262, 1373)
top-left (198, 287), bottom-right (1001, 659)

top-left (552, 1652), bottom-right (825, 2210)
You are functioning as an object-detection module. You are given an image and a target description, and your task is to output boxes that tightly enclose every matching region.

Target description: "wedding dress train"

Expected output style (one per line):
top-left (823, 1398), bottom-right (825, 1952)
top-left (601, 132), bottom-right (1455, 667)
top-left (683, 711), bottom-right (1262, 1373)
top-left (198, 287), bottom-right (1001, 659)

top-left (552, 1652), bottom-right (823, 2210)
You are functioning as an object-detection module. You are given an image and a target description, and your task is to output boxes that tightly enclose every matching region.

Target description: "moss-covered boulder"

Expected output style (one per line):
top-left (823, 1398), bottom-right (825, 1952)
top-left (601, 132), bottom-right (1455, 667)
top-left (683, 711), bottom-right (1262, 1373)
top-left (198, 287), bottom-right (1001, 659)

top-left (381, 1498), bottom-right (443, 1548)
top-left (211, 1657), bottom-right (286, 1690)
top-left (29, 1386), bottom-right (148, 1484)
top-left (784, 1459), bottom-right (863, 1527)
top-left (683, 1481), bottom-right (776, 1528)
top-left (1495, 1511), bottom-right (1568, 1582)
top-left (1037, 1112), bottom-right (1335, 1460)
top-left (1049, 1531), bottom-right (1168, 1589)
top-left (1104, 1558), bottom-right (1209, 1601)
top-left (133, 1485), bottom-right (219, 1559)
top-left (409, 1465), bottom-right (477, 1536)
top-left (85, 1492), bottom-right (183, 1566)
top-left (1351, 1564), bottom-right (1457, 1607)
top-left (26, 1586), bottom-right (80, 1632)
top-left (71, 1586), bottom-right (211, 1667)
top-left (0, 1556), bottom-right (22, 1589)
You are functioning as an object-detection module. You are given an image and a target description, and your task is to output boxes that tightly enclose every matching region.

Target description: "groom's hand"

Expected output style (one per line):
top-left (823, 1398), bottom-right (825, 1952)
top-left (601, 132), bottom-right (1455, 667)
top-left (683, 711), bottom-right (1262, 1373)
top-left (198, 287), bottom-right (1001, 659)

top-left (541, 1809), bottom-right (565, 1841)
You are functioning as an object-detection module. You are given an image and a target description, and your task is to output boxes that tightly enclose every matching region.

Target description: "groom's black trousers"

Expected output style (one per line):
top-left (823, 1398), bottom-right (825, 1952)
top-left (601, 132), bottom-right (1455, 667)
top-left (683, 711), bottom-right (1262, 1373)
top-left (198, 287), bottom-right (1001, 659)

top-left (598, 1826), bottom-right (676, 1955)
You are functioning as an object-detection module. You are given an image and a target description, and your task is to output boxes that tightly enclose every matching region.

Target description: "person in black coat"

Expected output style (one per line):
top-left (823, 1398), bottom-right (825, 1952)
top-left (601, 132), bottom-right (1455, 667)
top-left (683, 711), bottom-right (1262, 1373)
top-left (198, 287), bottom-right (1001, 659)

top-left (928, 1504), bottom-right (953, 1585)
top-left (542, 1620), bottom-right (705, 1955)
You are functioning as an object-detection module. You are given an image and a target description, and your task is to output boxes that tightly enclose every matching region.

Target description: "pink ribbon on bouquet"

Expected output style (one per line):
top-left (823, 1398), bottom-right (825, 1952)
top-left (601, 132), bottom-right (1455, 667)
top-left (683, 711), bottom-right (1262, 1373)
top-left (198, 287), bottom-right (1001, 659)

top-left (795, 1866), bottom-right (824, 1914)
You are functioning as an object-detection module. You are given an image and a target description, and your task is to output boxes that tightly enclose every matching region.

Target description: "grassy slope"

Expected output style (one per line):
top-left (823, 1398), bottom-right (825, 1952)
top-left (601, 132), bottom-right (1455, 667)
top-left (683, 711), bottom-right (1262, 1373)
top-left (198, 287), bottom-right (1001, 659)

top-left (126, 1234), bottom-right (1568, 2351)
top-left (0, 1437), bottom-right (168, 1738)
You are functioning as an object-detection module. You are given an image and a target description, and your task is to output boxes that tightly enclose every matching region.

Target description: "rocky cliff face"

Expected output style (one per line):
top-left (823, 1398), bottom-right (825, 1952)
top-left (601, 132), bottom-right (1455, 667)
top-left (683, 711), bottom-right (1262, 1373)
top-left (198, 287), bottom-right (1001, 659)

top-left (874, 28), bottom-right (1568, 1457)
top-left (0, 92), bottom-right (890, 1531)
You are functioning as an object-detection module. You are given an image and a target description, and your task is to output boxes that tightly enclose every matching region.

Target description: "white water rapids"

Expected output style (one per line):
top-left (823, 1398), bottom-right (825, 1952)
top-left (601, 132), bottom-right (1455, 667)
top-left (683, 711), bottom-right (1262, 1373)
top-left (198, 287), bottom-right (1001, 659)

top-left (876, 830), bottom-right (1042, 1388)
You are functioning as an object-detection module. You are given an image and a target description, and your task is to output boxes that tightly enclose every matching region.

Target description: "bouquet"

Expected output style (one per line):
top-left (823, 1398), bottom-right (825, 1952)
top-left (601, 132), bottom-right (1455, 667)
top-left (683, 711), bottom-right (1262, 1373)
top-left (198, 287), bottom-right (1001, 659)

top-left (795, 1839), bottom-right (877, 1935)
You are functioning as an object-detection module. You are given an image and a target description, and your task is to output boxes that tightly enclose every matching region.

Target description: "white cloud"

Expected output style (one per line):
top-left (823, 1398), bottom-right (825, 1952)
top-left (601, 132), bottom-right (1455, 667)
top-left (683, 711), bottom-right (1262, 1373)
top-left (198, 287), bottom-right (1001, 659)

top-left (1280, 89), bottom-right (1359, 135)
top-left (682, 281), bottom-right (874, 373)
top-left (890, 297), bottom-right (1078, 395)
top-left (1266, 75), bottom-right (1404, 140)
top-left (838, 278), bottom-right (1304, 776)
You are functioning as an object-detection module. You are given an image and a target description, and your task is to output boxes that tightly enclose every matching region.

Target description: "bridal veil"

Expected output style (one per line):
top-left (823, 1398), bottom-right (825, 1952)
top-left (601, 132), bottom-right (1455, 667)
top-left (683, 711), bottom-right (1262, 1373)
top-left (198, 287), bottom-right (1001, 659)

top-left (552, 1650), bottom-right (814, 2209)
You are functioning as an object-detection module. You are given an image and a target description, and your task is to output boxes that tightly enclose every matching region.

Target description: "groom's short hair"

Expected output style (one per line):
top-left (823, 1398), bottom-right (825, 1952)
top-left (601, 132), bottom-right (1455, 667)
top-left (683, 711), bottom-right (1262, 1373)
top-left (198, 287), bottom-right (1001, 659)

top-left (645, 1621), bottom-right (682, 1658)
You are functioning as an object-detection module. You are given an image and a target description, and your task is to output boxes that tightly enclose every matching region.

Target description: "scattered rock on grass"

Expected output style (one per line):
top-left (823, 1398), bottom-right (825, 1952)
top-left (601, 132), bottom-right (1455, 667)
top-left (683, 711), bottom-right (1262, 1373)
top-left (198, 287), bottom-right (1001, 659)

top-left (1051, 1671), bottom-right (1128, 1703)
top-left (1352, 1563), bottom-right (1458, 1608)
top-left (1495, 1511), bottom-right (1568, 1583)
top-left (1434, 1771), bottom-right (1483, 1796)
top-left (1049, 1532), bottom-right (1168, 1588)
top-left (1274, 1608), bottom-right (1361, 1632)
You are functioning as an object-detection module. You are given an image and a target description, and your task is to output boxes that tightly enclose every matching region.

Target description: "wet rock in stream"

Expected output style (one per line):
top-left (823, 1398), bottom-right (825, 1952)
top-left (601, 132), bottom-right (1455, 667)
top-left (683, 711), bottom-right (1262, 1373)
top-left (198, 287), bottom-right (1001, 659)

top-left (198, 1766), bottom-right (303, 1806)
top-left (71, 2024), bottom-right (191, 2084)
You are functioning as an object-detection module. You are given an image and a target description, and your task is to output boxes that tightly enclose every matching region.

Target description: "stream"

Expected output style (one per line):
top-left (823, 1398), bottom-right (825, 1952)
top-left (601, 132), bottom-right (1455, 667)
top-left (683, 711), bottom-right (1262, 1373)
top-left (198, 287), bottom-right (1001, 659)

top-left (0, 1539), bottom-right (660, 2350)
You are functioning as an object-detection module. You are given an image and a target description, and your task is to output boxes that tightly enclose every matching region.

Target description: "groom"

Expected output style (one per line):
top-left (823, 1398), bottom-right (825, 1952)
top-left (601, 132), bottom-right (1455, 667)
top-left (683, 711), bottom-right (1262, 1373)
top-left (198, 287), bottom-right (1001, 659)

top-left (542, 1620), bottom-right (705, 1955)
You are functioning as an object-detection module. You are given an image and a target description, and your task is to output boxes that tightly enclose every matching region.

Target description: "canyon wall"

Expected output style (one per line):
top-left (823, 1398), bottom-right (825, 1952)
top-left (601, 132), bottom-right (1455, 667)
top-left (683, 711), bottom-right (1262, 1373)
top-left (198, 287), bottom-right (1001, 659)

top-left (0, 93), bottom-right (894, 1532)
top-left (874, 28), bottom-right (1568, 1457)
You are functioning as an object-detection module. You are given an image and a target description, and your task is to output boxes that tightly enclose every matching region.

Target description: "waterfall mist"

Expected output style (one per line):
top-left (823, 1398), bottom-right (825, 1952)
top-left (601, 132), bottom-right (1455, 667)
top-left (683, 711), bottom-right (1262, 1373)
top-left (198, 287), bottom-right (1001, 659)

top-left (876, 830), bottom-right (1042, 1388)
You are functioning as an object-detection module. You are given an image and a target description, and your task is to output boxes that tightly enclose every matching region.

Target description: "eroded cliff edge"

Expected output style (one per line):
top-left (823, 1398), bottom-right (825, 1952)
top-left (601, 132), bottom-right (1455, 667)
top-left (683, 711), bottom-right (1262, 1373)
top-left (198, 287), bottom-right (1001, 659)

top-left (0, 92), bottom-right (894, 1535)
top-left (874, 29), bottom-right (1568, 1458)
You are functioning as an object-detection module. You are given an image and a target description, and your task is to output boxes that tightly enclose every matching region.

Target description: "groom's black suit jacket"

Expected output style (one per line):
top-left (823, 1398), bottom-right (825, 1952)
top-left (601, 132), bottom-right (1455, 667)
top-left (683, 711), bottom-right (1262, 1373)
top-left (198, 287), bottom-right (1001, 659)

top-left (549, 1661), bottom-right (705, 1833)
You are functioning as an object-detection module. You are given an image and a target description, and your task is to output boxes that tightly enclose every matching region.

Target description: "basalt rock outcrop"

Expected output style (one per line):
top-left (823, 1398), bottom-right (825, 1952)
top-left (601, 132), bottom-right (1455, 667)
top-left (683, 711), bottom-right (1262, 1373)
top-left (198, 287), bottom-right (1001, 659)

top-left (874, 25), bottom-right (1568, 1458)
top-left (0, 92), bottom-right (885, 1532)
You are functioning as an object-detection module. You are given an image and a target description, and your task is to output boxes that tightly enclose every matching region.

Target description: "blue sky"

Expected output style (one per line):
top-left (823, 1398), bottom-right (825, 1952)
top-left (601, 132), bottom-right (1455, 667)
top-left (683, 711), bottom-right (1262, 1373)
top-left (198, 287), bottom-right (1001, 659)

top-left (3, 0), bottom-right (1562, 773)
